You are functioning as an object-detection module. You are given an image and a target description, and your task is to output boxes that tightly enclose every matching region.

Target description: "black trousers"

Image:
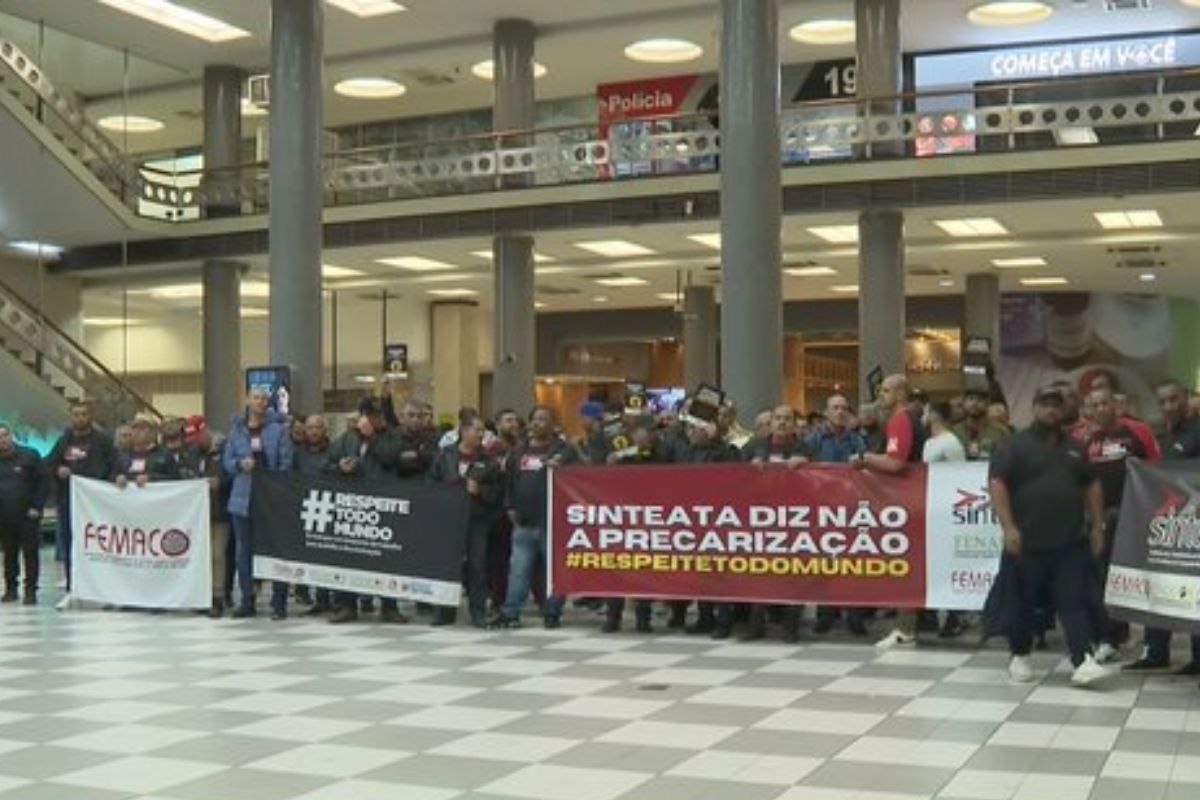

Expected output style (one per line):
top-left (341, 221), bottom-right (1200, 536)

top-left (605, 598), bottom-right (652, 623)
top-left (1144, 628), bottom-right (1200, 665)
top-left (1091, 511), bottom-right (1130, 647)
top-left (437, 516), bottom-right (491, 623)
top-left (0, 516), bottom-right (38, 594)
top-left (1005, 541), bottom-right (1096, 667)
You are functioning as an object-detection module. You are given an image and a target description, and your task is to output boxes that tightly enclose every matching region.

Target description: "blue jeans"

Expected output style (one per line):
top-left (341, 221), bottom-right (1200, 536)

top-left (503, 524), bottom-right (562, 621)
top-left (230, 514), bottom-right (255, 610)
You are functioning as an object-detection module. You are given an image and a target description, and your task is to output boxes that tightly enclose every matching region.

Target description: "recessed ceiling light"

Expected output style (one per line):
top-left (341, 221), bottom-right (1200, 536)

top-left (325, 0), bottom-right (406, 17)
top-left (147, 280), bottom-right (270, 300)
top-left (967, 1), bottom-right (1054, 26)
top-left (938, 278), bottom-right (955, 288)
top-left (326, 279), bottom-right (386, 289)
top-left (534, 301), bottom-right (548, 309)
top-left (241, 98), bottom-right (267, 117)
top-left (415, 273), bottom-right (475, 284)
top-left (808, 225), bottom-right (860, 244)
top-left (470, 59), bottom-right (549, 81)
top-left (656, 292), bottom-right (680, 301)
top-left (573, 240), bottom-right (656, 258)
top-left (789, 19), bottom-right (856, 45)
top-left (934, 218), bottom-right (1009, 237)
top-left (97, 115), bottom-right (165, 133)
top-left (83, 317), bottom-right (142, 327)
top-left (992, 256), bottom-right (1047, 268)
top-left (1138, 272), bottom-right (1157, 283)
top-left (469, 249), bottom-right (554, 263)
top-left (624, 38), bottom-right (704, 64)
top-left (97, 0), bottom-right (250, 43)
top-left (322, 264), bottom-right (364, 278)
top-left (535, 266), bottom-right (567, 276)
top-left (1054, 127), bottom-right (1098, 146)
top-left (1019, 277), bottom-right (1069, 287)
top-left (830, 284), bottom-right (860, 293)
top-left (1093, 210), bottom-right (1163, 230)
top-left (428, 288), bottom-right (478, 297)
top-left (594, 276), bottom-right (649, 287)
top-left (785, 266), bottom-right (838, 277)
top-left (241, 307), bottom-right (270, 318)
top-left (334, 78), bottom-right (407, 99)
top-left (377, 256), bottom-right (456, 271)
top-left (687, 233), bottom-right (722, 250)
top-left (7, 240), bottom-right (63, 259)
top-left (592, 295), bottom-right (610, 303)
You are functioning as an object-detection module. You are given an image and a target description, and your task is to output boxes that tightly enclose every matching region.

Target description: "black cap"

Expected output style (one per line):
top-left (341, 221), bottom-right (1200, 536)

top-left (358, 397), bottom-right (383, 416)
top-left (1033, 385), bottom-right (1065, 405)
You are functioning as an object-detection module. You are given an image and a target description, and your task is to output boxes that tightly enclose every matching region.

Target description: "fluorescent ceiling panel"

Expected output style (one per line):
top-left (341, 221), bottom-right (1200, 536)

top-left (573, 240), bottom-right (656, 258)
top-left (377, 256), bottom-right (457, 271)
top-left (96, 0), bottom-right (250, 42)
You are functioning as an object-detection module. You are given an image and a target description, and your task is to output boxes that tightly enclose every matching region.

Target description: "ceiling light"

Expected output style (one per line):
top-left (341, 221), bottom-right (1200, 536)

top-left (1054, 127), bottom-right (1098, 146)
top-left (322, 264), bottom-right (364, 278)
top-left (427, 288), bottom-right (478, 297)
top-left (469, 249), bottom-right (554, 263)
top-left (934, 218), bottom-right (1009, 237)
top-left (592, 295), bottom-right (610, 303)
top-left (7, 240), bottom-right (63, 259)
top-left (240, 307), bottom-right (270, 318)
top-left (326, 279), bottom-right (386, 289)
top-left (789, 19), bottom-right (856, 45)
top-left (967, 2), bottom-right (1054, 26)
top-left (992, 256), bottom-right (1046, 269)
top-left (147, 280), bottom-right (269, 299)
top-left (687, 233), bottom-right (721, 250)
top-left (534, 301), bottom-right (548, 309)
top-left (594, 277), bottom-right (649, 287)
top-left (1019, 277), bottom-right (1069, 286)
top-left (377, 256), bottom-right (456, 271)
top-left (573, 240), bottom-right (656, 258)
top-left (830, 284), bottom-right (859, 293)
top-left (624, 38), bottom-right (704, 64)
top-left (535, 266), bottom-right (567, 276)
top-left (83, 317), bottom-right (141, 327)
top-left (785, 266), bottom-right (837, 277)
top-left (97, 115), bottom-right (165, 133)
top-left (96, 0), bottom-right (250, 43)
top-left (808, 225), bottom-right (859, 244)
top-left (1093, 210), bottom-right (1163, 230)
top-left (938, 278), bottom-right (955, 288)
top-left (325, 0), bottom-right (405, 17)
top-left (656, 292), bottom-right (681, 301)
top-left (241, 98), bottom-right (267, 118)
top-left (470, 59), bottom-right (549, 81)
top-left (334, 78), bottom-right (407, 99)
top-left (1138, 272), bottom-right (1157, 283)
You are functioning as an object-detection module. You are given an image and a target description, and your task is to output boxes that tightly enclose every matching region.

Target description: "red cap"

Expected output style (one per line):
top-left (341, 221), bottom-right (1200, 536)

top-left (184, 415), bottom-right (208, 444)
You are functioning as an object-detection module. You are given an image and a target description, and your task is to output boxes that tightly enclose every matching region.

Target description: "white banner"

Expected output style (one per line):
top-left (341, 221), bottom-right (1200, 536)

top-left (70, 476), bottom-right (211, 609)
top-left (924, 462), bottom-right (1003, 611)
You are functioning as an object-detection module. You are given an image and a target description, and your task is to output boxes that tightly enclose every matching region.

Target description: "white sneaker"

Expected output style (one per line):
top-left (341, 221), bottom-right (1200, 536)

top-left (1094, 642), bottom-right (1120, 664)
top-left (1009, 655), bottom-right (1036, 683)
top-left (1071, 654), bottom-right (1117, 688)
top-left (875, 629), bottom-right (915, 650)
top-left (55, 593), bottom-right (73, 612)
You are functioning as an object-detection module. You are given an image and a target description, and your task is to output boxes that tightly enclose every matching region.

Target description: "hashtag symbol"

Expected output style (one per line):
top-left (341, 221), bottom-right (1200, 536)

top-left (300, 490), bottom-right (335, 534)
top-left (566, 552), bottom-right (582, 569)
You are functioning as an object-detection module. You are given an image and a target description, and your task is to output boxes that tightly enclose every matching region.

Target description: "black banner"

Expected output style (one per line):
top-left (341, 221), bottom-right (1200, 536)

top-left (1106, 459), bottom-right (1200, 634)
top-left (250, 471), bottom-right (469, 606)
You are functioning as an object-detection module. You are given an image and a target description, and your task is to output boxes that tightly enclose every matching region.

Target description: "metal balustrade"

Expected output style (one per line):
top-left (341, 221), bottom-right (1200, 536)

top-left (3, 35), bottom-right (1200, 225)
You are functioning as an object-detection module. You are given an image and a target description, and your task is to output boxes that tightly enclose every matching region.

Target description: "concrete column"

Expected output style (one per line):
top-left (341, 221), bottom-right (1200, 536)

top-left (858, 209), bottom-right (906, 399)
top-left (719, 0), bottom-right (782, 419)
top-left (268, 0), bottom-right (324, 414)
top-left (491, 19), bottom-right (537, 413)
top-left (683, 285), bottom-right (717, 389)
top-left (856, 0), bottom-right (902, 158)
top-left (203, 262), bottom-right (242, 428)
top-left (432, 302), bottom-right (481, 420)
top-left (964, 273), bottom-right (1001, 347)
top-left (202, 65), bottom-right (244, 218)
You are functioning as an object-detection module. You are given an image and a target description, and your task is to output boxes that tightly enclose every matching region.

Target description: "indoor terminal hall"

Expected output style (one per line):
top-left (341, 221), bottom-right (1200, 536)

top-left (4, 0), bottom-right (1200, 799)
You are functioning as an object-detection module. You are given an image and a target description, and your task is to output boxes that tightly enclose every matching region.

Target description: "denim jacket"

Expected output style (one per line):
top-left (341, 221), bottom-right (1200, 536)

top-left (222, 411), bottom-right (293, 516)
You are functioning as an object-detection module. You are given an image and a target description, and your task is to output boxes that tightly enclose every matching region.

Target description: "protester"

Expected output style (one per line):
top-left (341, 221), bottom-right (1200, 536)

top-left (1125, 379), bottom-right (1200, 674)
top-left (291, 414), bottom-right (332, 616)
top-left (809, 394), bottom-right (869, 636)
top-left (923, 401), bottom-right (968, 639)
top-left (578, 402), bottom-right (608, 464)
top-left (858, 403), bottom-right (886, 454)
top-left (0, 423), bottom-right (46, 605)
top-left (487, 408), bottom-right (523, 612)
top-left (954, 389), bottom-right (1010, 461)
top-left (489, 406), bottom-right (578, 629)
top-left (428, 413), bottom-right (504, 627)
top-left (987, 385), bottom-right (1114, 687)
top-left (1082, 386), bottom-right (1161, 661)
top-left (113, 423), bottom-right (133, 456)
top-left (113, 418), bottom-right (179, 487)
top-left (222, 389), bottom-right (293, 620)
top-left (47, 401), bottom-right (116, 610)
top-left (988, 401), bottom-right (1013, 434)
top-left (178, 416), bottom-right (231, 618)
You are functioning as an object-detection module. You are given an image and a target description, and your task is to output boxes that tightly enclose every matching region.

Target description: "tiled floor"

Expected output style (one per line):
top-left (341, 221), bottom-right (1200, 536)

top-left (1, 598), bottom-right (1199, 800)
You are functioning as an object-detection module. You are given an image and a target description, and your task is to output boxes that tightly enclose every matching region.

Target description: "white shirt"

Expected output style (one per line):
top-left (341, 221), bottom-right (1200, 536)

top-left (923, 430), bottom-right (966, 464)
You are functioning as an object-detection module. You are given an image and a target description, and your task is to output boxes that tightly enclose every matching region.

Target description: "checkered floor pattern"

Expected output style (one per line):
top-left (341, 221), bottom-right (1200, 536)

top-left (0, 599), bottom-right (1198, 800)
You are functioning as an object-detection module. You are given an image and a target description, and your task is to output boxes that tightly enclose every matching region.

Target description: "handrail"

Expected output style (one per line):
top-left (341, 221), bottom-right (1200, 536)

top-left (0, 274), bottom-right (163, 420)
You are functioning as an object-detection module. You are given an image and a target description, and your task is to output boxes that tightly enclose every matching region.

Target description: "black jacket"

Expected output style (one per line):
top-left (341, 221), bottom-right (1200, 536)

top-left (0, 445), bottom-right (48, 521)
top-left (293, 443), bottom-right (331, 476)
top-left (505, 437), bottom-right (579, 527)
top-left (323, 428), bottom-right (400, 481)
top-left (47, 428), bottom-right (117, 496)
top-left (393, 428), bottom-right (435, 479)
top-left (677, 439), bottom-right (741, 464)
top-left (112, 446), bottom-right (181, 482)
top-left (179, 444), bottom-right (230, 522)
top-left (428, 444), bottom-right (504, 519)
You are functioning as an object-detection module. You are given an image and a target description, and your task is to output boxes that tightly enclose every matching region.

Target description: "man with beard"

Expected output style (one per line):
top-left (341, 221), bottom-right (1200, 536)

top-left (46, 401), bottom-right (116, 610)
top-left (0, 424), bottom-right (47, 605)
top-left (112, 418), bottom-right (180, 488)
top-left (953, 388), bottom-right (1010, 463)
top-left (293, 415), bottom-right (333, 616)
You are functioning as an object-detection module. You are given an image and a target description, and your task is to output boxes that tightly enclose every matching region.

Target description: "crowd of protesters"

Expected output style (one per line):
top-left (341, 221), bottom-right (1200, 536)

top-left (2, 370), bottom-right (1199, 691)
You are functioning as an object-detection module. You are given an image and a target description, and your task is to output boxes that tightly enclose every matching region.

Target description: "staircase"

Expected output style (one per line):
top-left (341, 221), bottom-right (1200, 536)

top-left (0, 275), bottom-right (161, 431)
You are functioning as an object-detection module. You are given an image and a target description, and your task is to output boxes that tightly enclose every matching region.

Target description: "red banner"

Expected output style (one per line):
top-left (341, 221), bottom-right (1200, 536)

top-left (549, 464), bottom-right (928, 607)
top-left (596, 75), bottom-right (701, 127)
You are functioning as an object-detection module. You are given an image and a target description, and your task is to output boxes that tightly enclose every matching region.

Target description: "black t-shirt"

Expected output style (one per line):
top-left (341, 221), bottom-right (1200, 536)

top-left (1084, 422), bottom-right (1155, 510)
top-left (1160, 417), bottom-right (1200, 461)
top-left (989, 426), bottom-right (1095, 550)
